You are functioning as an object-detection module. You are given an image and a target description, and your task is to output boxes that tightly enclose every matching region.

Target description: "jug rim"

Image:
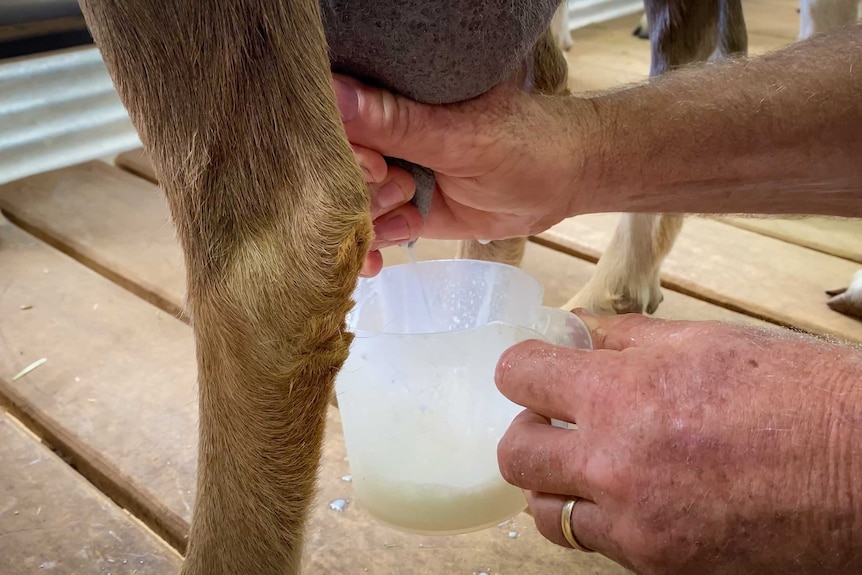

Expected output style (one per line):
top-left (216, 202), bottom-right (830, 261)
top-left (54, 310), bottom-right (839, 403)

top-left (350, 258), bottom-right (547, 337)
top-left (352, 319), bottom-right (551, 338)
top-left (371, 257), bottom-right (532, 275)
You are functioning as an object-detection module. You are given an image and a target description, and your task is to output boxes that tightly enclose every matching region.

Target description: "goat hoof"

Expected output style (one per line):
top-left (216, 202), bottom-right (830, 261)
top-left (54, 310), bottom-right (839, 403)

top-left (618, 279), bottom-right (665, 315)
top-left (564, 288), bottom-right (618, 316)
top-left (827, 291), bottom-right (862, 320)
top-left (644, 289), bottom-right (664, 315)
top-left (826, 271), bottom-right (862, 320)
top-left (827, 289), bottom-right (862, 320)
top-left (632, 13), bottom-right (649, 39)
top-left (614, 291), bottom-right (662, 315)
top-left (565, 279), bottom-right (665, 317)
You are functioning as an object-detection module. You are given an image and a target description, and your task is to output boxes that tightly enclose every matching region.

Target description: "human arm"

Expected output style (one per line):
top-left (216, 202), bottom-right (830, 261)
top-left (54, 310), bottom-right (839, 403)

top-left (339, 23), bottom-right (862, 247)
top-left (494, 311), bottom-right (862, 575)
top-left (584, 22), bottom-right (862, 217)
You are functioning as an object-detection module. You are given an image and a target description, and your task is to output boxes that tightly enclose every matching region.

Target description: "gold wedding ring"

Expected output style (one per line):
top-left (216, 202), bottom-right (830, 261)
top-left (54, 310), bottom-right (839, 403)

top-left (561, 498), bottom-right (593, 553)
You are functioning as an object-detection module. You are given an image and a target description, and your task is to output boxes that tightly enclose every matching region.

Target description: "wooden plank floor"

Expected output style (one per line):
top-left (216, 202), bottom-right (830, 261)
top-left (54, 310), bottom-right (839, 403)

top-left (539, 215), bottom-right (862, 342)
top-left (1, 0), bottom-right (860, 572)
top-left (0, 410), bottom-right (181, 574)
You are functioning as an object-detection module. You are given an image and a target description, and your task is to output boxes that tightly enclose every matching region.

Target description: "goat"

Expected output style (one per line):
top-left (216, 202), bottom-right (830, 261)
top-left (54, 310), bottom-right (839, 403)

top-left (74, 0), bottom-right (752, 572)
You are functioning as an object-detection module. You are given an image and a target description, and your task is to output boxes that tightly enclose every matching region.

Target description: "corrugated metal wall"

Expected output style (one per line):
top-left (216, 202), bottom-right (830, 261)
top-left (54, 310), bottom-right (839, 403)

top-left (0, 47), bottom-right (140, 185)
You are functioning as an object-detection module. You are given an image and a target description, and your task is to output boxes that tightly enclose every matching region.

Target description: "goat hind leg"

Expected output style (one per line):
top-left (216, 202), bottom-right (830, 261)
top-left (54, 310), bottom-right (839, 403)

top-left (565, 214), bottom-right (683, 315)
top-left (80, 1), bottom-right (371, 572)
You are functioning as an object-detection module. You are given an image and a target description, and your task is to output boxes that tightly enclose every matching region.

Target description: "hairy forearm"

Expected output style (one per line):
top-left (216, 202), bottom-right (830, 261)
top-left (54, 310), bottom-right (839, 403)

top-left (575, 23), bottom-right (862, 217)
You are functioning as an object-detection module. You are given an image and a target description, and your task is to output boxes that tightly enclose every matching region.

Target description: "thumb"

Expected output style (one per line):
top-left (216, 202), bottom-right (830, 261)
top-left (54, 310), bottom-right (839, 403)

top-left (333, 74), bottom-right (451, 168)
top-left (571, 309), bottom-right (670, 351)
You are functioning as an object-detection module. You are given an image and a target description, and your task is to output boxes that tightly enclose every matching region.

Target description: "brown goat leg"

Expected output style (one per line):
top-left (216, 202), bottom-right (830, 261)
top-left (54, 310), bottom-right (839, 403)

top-left (456, 27), bottom-right (569, 268)
top-left (79, 1), bottom-right (371, 573)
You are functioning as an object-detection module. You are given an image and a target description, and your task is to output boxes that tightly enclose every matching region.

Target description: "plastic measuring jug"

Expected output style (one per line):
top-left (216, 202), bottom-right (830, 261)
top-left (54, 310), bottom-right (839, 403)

top-left (334, 259), bottom-right (592, 535)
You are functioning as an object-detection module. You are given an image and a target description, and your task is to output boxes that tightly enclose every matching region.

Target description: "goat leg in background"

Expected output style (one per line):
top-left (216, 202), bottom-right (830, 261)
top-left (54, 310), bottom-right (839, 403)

top-left (551, 0), bottom-right (575, 51)
top-left (800, 0), bottom-right (860, 39)
top-left (634, 9), bottom-right (651, 39)
top-left (79, 1), bottom-right (371, 573)
top-left (826, 271), bottom-right (862, 319)
top-left (566, 0), bottom-right (747, 315)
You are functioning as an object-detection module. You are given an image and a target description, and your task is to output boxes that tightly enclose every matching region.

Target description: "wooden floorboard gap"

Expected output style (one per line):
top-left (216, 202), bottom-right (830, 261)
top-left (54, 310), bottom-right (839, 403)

top-left (0, 379), bottom-right (190, 556)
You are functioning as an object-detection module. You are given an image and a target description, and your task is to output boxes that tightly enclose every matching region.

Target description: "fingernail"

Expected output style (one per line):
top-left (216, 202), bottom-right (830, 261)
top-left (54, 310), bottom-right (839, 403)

top-left (375, 215), bottom-right (411, 242)
top-left (334, 78), bottom-right (358, 122)
top-left (374, 181), bottom-right (406, 212)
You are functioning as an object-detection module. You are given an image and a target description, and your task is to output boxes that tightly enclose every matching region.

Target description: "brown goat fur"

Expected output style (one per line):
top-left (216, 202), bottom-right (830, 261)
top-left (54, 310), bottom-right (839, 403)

top-left (79, 1), bottom-right (370, 571)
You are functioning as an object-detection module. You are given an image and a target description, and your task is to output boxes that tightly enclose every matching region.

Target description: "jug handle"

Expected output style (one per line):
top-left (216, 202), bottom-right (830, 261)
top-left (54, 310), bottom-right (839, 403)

top-left (534, 306), bottom-right (593, 351)
top-left (533, 306), bottom-right (593, 430)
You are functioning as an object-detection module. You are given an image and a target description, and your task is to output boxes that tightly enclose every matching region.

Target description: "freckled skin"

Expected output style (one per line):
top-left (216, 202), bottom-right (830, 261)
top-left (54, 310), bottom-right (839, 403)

top-left (496, 313), bottom-right (862, 575)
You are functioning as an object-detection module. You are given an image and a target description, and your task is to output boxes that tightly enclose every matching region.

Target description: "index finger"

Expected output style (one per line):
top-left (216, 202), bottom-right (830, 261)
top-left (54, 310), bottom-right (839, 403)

top-left (495, 340), bottom-right (631, 423)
